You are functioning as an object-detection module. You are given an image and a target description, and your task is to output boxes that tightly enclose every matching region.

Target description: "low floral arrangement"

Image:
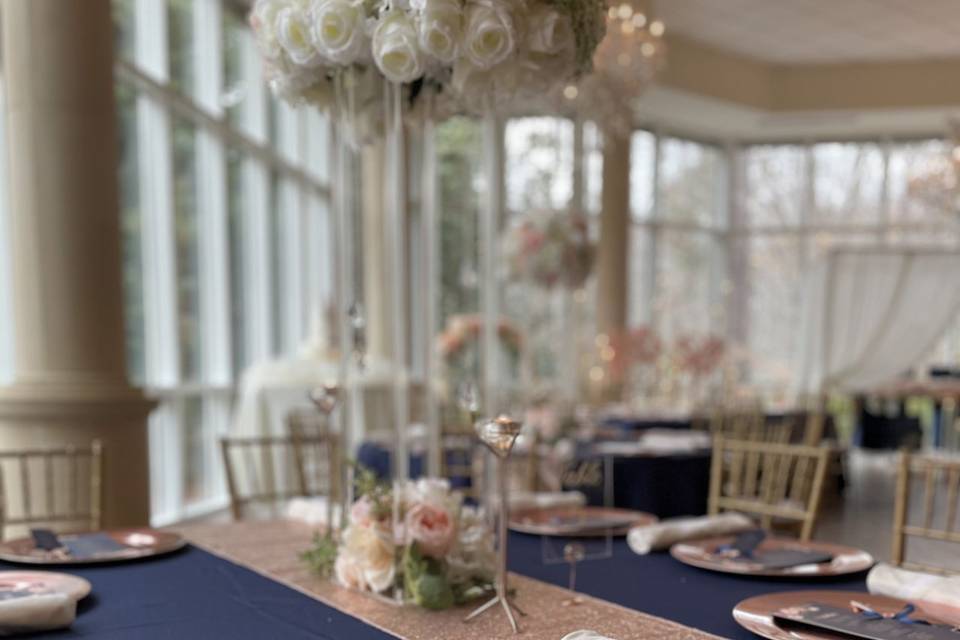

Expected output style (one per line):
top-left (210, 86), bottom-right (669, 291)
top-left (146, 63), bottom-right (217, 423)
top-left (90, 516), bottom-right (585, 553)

top-left (438, 313), bottom-right (522, 362)
top-left (249, 0), bottom-right (607, 116)
top-left (675, 334), bottom-right (725, 376)
top-left (503, 209), bottom-right (594, 289)
top-left (304, 470), bottom-right (495, 610)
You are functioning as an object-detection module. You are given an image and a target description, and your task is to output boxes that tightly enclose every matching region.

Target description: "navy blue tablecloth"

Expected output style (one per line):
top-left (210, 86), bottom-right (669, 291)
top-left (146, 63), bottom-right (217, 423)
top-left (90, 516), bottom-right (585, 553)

top-left (14, 532), bottom-right (868, 639)
top-left (508, 533), bottom-right (868, 640)
top-left (13, 545), bottom-right (390, 639)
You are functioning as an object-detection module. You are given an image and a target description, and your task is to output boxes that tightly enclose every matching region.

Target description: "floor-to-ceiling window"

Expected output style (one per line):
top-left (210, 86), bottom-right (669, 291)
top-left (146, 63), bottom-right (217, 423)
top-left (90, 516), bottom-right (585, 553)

top-left (113, 0), bottom-right (332, 524)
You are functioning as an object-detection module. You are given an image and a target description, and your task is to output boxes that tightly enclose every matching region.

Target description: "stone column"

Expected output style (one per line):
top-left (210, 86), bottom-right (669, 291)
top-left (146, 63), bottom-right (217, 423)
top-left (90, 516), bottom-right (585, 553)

top-left (596, 131), bottom-right (631, 338)
top-left (595, 130), bottom-right (631, 400)
top-left (0, 0), bottom-right (153, 526)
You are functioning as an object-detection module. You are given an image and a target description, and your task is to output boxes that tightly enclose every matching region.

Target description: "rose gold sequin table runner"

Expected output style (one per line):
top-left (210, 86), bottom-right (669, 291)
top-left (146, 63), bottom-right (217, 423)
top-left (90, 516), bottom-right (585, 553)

top-left (174, 520), bottom-right (721, 640)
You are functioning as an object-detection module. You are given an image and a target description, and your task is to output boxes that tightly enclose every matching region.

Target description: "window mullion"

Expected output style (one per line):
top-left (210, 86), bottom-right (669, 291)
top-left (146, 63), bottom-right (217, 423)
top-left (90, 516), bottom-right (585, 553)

top-left (277, 103), bottom-right (303, 353)
top-left (136, 0), bottom-right (179, 389)
top-left (240, 34), bottom-right (273, 363)
top-left (193, 0), bottom-right (231, 386)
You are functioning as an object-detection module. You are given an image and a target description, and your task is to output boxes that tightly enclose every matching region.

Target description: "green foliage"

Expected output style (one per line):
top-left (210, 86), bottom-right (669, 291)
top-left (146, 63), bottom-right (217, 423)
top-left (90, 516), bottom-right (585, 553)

top-left (301, 532), bottom-right (339, 577)
top-left (352, 462), bottom-right (394, 520)
top-left (402, 545), bottom-right (455, 610)
top-left (543, 0), bottom-right (607, 75)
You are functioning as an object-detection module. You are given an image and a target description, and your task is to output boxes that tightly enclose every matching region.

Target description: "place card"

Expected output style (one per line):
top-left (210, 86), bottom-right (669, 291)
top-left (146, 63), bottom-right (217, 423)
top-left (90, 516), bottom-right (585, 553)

top-left (774, 603), bottom-right (959, 640)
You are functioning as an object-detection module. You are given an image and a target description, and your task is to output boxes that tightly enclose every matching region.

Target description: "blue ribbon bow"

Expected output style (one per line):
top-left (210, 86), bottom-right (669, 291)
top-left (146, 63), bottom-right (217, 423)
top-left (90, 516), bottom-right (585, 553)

top-left (858, 603), bottom-right (930, 626)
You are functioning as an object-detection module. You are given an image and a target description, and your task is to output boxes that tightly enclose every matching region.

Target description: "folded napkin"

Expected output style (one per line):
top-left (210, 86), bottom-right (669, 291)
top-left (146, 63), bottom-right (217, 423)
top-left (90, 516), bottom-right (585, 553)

top-left (0, 593), bottom-right (75, 636)
top-left (560, 631), bottom-right (617, 640)
top-left (639, 429), bottom-right (711, 453)
top-left (627, 513), bottom-right (755, 554)
top-left (285, 497), bottom-right (342, 528)
top-left (505, 491), bottom-right (587, 511)
top-left (867, 563), bottom-right (960, 609)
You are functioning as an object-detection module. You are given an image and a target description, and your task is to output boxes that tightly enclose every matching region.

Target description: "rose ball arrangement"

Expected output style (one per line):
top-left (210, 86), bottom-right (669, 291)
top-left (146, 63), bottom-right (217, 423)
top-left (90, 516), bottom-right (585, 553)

top-left (305, 471), bottom-right (496, 610)
top-left (503, 209), bottom-right (594, 289)
top-left (249, 0), bottom-right (608, 115)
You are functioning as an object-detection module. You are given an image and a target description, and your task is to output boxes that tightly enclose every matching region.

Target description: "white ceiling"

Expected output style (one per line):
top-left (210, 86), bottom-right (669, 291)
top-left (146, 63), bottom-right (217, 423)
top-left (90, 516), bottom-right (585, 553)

top-left (654, 0), bottom-right (960, 64)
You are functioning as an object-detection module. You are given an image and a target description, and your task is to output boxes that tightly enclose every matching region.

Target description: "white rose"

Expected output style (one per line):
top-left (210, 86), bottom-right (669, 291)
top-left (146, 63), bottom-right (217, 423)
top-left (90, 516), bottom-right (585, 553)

top-left (463, 0), bottom-right (516, 70)
top-left (418, 0), bottom-right (462, 64)
top-left (526, 6), bottom-right (575, 56)
top-left (310, 0), bottom-right (369, 65)
top-left (372, 11), bottom-right (424, 83)
top-left (277, 6), bottom-right (323, 66)
top-left (250, 0), bottom-right (290, 60)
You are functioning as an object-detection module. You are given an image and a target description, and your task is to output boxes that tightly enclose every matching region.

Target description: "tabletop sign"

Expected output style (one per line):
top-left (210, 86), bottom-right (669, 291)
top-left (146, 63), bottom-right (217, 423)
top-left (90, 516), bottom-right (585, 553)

top-left (560, 455), bottom-right (613, 509)
top-left (774, 603), bottom-right (959, 640)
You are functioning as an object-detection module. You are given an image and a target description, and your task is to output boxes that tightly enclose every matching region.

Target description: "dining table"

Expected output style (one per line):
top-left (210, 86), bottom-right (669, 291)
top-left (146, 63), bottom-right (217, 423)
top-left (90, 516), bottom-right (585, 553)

top-left (3, 519), bottom-right (871, 639)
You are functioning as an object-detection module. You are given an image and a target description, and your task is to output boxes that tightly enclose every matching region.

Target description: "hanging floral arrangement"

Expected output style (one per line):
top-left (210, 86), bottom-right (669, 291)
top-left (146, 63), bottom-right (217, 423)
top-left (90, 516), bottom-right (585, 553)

top-left (503, 209), bottom-right (594, 289)
top-left (249, 0), bottom-right (607, 117)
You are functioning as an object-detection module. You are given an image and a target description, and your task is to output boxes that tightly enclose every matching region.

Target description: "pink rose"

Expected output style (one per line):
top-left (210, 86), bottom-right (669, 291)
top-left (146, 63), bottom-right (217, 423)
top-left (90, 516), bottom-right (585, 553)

top-left (350, 496), bottom-right (375, 527)
top-left (405, 502), bottom-right (456, 559)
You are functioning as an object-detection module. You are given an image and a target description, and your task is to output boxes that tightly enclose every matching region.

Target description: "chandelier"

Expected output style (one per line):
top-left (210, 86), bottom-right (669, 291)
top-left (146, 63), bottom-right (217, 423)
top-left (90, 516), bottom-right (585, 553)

top-left (562, 1), bottom-right (667, 133)
top-left (907, 120), bottom-right (960, 217)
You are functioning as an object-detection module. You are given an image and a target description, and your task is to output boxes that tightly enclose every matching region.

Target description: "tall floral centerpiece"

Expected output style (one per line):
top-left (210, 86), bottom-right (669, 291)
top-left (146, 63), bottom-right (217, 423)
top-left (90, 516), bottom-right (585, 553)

top-left (250, 0), bottom-right (608, 118)
top-left (251, 0), bottom-right (608, 621)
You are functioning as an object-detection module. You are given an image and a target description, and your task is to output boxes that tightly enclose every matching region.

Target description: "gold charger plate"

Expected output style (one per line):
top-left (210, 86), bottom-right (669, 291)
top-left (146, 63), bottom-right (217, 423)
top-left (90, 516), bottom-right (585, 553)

top-left (733, 590), bottom-right (960, 640)
top-left (509, 506), bottom-right (657, 537)
top-left (670, 536), bottom-right (874, 578)
top-left (0, 570), bottom-right (91, 601)
top-left (0, 528), bottom-right (186, 565)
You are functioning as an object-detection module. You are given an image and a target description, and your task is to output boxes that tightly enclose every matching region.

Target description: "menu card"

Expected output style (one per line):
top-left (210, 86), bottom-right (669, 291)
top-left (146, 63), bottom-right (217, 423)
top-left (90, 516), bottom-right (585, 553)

top-left (721, 530), bottom-right (833, 569)
top-left (62, 533), bottom-right (127, 559)
top-left (773, 603), bottom-right (959, 640)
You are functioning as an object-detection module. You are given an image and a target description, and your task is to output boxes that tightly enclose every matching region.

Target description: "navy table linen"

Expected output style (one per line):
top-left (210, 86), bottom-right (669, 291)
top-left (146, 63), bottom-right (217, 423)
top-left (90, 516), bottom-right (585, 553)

top-left (10, 532), bottom-right (868, 639)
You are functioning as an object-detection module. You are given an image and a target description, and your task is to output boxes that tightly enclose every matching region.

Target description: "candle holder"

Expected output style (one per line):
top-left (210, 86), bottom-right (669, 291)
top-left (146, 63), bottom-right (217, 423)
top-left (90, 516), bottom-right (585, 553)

top-left (308, 382), bottom-right (341, 532)
top-left (464, 414), bottom-right (525, 633)
top-left (309, 382), bottom-right (341, 417)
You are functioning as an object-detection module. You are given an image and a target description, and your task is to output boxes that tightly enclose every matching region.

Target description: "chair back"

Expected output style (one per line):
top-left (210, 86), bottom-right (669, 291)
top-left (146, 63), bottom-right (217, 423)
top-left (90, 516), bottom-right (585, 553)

top-left (0, 441), bottom-right (103, 539)
top-left (709, 436), bottom-right (830, 541)
top-left (709, 403), bottom-right (794, 443)
top-left (220, 432), bottom-right (339, 521)
top-left (439, 424), bottom-right (480, 500)
top-left (287, 408), bottom-right (342, 507)
top-left (892, 452), bottom-right (960, 573)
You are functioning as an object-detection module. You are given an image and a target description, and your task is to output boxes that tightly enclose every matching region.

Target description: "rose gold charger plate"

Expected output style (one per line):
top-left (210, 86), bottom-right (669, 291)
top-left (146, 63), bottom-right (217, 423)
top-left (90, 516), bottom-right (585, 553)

top-left (0, 571), bottom-right (91, 601)
top-left (509, 506), bottom-right (657, 537)
top-left (0, 528), bottom-right (186, 565)
top-left (670, 536), bottom-right (874, 578)
top-left (733, 590), bottom-right (960, 640)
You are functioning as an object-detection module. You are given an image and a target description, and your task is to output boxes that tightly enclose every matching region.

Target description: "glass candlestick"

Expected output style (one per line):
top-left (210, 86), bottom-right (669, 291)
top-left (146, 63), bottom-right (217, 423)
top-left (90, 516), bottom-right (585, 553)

top-left (308, 382), bottom-right (341, 532)
top-left (465, 415), bottom-right (525, 634)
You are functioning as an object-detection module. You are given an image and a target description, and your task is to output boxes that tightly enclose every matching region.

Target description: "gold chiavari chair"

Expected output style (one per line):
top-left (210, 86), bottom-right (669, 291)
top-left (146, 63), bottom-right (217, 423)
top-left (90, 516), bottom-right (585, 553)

top-left (710, 406), bottom-right (794, 444)
top-left (709, 436), bottom-right (830, 541)
top-left (220, 434), bottom-right (338, 521)
top-left (287, 408), bottom-right (342, 512)
top-left (0, 441), bottom-right (103, 540)
top-left (892, 452), bottom-right (960, 574)
top-left (439, 423), bottom-right (481, 500)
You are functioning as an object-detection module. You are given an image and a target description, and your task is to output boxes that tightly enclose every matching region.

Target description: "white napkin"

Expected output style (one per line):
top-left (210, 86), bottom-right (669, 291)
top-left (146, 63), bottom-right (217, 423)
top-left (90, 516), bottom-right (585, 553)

top-left (627, 513), bottom-right (755, 554)
top-left (639, 429), bottom-right (712, 453)
top-left (867, 563), bottom-right (960, 609)
top-left (0, 593), bottom-right (75, 636)
top-left (285, 497), bottom-right (343, 528)
top-left (561, 631), bottom-right (617, 640)
top-left (504, 491), bottom-right (587, 511)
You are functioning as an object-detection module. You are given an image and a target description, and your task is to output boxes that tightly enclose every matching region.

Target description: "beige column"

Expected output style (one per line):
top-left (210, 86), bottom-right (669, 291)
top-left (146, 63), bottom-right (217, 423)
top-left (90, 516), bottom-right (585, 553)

top-left (0, 0), bottom-right (153, 526)
top-left (596, 131), bottom-right (631, 337)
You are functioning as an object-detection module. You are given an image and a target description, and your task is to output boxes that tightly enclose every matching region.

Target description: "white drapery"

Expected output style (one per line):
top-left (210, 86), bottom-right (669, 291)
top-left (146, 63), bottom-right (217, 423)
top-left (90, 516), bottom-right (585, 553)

top-left (797, 247), bottom-right (960, 394)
